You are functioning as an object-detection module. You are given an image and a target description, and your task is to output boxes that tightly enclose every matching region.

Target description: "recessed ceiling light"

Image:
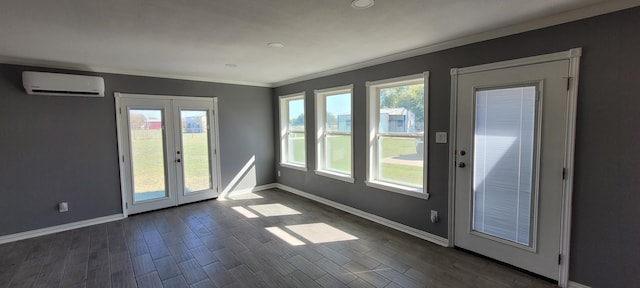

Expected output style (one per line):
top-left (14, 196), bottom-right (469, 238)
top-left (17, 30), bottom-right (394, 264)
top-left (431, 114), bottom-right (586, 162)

top-left (351, 0), bottom-right (374, 9)
top-left (225, 63), bottom-right (237, 68)
top-left (267, 42), bottom-right (285, 48)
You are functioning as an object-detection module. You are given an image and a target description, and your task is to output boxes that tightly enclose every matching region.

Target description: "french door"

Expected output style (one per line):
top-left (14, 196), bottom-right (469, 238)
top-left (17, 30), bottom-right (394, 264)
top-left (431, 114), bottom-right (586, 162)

top-left (452, 51), bottom-right (579, 282)
top-left (116, 93), bottom-right (219, 215)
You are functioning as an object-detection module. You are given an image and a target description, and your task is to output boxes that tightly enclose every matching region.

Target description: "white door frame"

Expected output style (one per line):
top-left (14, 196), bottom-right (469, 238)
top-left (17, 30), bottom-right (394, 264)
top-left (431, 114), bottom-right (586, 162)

top-left (114, 92), bottom-right (222, 217)
top-left (448, 48), bottom-right (581, 287)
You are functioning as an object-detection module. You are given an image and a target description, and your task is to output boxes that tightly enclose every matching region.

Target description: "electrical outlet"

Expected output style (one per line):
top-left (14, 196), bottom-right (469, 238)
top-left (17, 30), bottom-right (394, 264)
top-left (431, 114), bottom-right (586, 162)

top-left (277, 170), bottom-right (281, 177)
top-left (59, 202), bottom-right (69, 212)
top-left (435, 132), bottom-right (448, 144)
top-left (430, 210), bottom-right (439, 223)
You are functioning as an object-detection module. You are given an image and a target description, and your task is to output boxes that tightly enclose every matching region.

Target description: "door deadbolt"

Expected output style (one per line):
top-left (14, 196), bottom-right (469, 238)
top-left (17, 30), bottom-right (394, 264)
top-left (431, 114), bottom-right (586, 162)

top-left (458, 162), bottom-right (466, 168)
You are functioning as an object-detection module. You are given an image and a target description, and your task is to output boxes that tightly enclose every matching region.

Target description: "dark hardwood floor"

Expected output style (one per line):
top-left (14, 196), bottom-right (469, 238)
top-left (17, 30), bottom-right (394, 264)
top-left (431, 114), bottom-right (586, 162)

top-left (0, 189), bottom-right (556, 287)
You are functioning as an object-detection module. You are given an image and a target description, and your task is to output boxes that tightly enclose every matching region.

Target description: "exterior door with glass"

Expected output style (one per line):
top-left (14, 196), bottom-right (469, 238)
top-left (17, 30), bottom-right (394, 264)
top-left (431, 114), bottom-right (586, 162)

top-left (172, 99), bottom-right (218, 205)
top-left (116, 94), bottom-right (219, 215)
top-left (453, 59), bottom-right (570, 280)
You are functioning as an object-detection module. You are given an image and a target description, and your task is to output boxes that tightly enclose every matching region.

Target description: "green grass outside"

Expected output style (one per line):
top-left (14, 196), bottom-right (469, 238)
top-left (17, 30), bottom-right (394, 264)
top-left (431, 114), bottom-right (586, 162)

top-left (131, 130), bottom-right (210, 195)
top-left (289, 135), bottom-right (423, 187)
top-left (289, 133), bottom-right (306, 164)
top-left (379, 137), bottom-right (423, 187)
top-left (130, 130), bottom-right (423, 195)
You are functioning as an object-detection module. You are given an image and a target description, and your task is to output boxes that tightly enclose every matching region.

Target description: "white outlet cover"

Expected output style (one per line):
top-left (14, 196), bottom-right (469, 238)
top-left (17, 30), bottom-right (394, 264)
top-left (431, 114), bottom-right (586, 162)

top-left (435, 132), bottom-right (448, 144)
top-left (59, 202), bottom-right (69, 212)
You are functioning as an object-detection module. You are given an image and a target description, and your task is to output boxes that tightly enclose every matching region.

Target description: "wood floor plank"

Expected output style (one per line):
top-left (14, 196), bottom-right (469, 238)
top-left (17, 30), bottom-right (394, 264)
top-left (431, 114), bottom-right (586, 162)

top-left (343, 262), bottom-right (390, 288)
top-left (315, 257), bottom-right (358, 284)
top-left (61, 262), bottom-right (89, 287)
top-left (288, 255), bottom-right (327, 280)
top-left (190, 278), bottom-right (217, 288)
top-left (189, 245), bottom-right (217, 266)
top-left (130, 254), bottom-right (155, 276)
top-left (177, 259), bottom-right (208, 285)
top-left (153, 256), bottom-right (181, 281)
top-left (162, 275), bottom-right (189, 288)
top-left (135, 271), bottom-right (162, 288)
top-left (202, 262), bottom-right (235, 288)
top-left (110, 271), bottom-right (138, 288)
top-left (87, 265), bottom-right (112, 288)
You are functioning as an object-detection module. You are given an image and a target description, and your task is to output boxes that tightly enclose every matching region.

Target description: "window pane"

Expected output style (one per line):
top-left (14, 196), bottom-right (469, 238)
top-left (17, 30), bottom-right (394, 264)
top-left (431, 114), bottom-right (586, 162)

top-left (288, 99), bottom-right (305, 131)
top-left (326, 93), bottom-right (351, 132)
top-left (180, 110), bottom-right (211, 194)
top-left (129, 109), bottom-right (167, 202)
top-left (288, 132), bottom-right (306, 164)
top-left (473, 86), bottom-right (536, 246)
top-left (325, 135), bottom-right (351, 174)
top-left (379, 84), bottom-right (424, 133)
top-left (378, 136), bottom-right (423, 188)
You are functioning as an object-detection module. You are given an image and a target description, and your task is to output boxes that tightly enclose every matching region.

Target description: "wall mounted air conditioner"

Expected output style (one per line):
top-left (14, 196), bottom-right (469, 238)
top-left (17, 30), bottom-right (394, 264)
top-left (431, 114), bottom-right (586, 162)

top-left (22, 71), bottom-right (105, 97)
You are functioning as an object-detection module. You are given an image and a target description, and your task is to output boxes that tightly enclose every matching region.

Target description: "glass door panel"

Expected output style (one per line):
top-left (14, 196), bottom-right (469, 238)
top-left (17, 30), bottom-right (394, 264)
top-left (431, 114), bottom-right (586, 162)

top-left (173, 99), bottom-right (218, 205)
top-left (472, 86), bottom-right (537, 246)
top-left (180, 110), bottom-right (212, 194)
top-left (129, 109), bottom-right (168, 203)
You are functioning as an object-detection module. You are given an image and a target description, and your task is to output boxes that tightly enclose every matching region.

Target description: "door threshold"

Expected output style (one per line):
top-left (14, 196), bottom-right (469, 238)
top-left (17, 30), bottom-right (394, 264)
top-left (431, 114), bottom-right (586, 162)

top-left (128, 197), bottom-right (218, 216)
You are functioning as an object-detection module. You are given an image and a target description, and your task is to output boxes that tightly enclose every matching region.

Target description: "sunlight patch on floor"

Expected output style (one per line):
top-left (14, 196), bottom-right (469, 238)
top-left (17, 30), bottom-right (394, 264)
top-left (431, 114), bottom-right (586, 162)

top-left (226, 193), bottom-right (264, 200)
top-left (265, 227), bottom-right (306, 246)
top-left (286, 223), bottom-right (358, 244)
top-left (231, 206), bottom-right (259, 218)
top-left (248, 203), bottom-right (302, 217)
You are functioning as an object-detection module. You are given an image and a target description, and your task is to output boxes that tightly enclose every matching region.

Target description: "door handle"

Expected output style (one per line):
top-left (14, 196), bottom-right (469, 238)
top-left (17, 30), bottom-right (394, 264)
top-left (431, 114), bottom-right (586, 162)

top-left (458, 162), bottom-right (466, 168)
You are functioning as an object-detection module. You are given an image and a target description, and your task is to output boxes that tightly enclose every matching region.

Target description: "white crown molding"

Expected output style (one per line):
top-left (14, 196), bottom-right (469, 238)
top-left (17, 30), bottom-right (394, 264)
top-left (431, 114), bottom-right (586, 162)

top-left (273, 0), bottom-right (640, 87)
top-left (0, 56), bottom-right (271, 88)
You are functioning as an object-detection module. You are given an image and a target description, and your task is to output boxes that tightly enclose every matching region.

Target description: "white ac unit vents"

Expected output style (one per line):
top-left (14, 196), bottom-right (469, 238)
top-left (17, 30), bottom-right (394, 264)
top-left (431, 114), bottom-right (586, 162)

top-left (22, 71), bottom-right (105, 97)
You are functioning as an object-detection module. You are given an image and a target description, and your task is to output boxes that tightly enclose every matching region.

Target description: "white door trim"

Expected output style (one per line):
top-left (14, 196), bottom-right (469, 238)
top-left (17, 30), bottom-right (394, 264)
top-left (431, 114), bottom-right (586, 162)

top-left (448, 48), bottom-right (581, 287)
top-left (114, 92), bottom-right (221, 217)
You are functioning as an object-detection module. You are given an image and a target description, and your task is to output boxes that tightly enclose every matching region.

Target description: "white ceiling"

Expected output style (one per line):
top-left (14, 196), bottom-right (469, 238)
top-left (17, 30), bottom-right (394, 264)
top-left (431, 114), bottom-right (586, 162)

top-left (0, 0), bottom-right (637, 87)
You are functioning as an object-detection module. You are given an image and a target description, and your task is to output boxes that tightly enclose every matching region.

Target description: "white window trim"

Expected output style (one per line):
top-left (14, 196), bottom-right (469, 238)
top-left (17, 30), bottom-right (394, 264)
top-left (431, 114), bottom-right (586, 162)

top-left (314, 84), bottom-right (355, 183)
top-left (365, 72), bottom-right (430, 199)
top-left (279, 92), bottom-right (307, 171)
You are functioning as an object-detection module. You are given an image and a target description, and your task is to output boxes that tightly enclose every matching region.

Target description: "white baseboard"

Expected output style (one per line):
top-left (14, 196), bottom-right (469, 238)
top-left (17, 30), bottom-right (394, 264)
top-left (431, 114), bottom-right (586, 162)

top-left (220, 183), bottom-right (277, 199)
top-left (275, 183), bottom-right (450, 247)
top-left (0, 214), bottom-right (125, 245)
top-left (568, 281), bottom-right (591, 288)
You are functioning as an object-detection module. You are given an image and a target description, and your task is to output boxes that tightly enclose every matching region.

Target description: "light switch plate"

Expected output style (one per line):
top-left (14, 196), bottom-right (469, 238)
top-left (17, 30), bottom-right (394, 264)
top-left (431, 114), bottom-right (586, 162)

top-left (435, 132), bottom-right (447, 143)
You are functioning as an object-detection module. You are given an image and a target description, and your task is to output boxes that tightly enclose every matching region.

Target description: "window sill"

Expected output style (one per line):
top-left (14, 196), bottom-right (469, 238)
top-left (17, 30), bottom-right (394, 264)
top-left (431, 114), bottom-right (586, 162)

top-left (280, 163), bottom-right (308, 172)
top-left (314, 170), bottom-right (355, 183)
top-left (365, 180), bottom-right (430, 200)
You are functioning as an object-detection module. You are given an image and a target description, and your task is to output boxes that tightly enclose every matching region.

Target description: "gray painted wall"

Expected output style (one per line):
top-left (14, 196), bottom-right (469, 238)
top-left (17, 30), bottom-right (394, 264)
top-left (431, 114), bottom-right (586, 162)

top-left (274, 7), bottom-right (640, 287)
top-left (0, 64), bottom-right (274, 236)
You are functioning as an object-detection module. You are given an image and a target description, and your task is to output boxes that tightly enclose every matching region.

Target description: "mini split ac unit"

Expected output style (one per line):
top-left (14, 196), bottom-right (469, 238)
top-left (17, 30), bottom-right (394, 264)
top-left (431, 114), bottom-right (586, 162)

top-left (22, 71), bottom-right (105, 97)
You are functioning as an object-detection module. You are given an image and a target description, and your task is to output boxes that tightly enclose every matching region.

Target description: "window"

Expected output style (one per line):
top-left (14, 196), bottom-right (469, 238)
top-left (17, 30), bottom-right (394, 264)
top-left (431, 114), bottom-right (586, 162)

top-left (279, 93), bottom-right (306, 170)
top-left (315, 85), bottom-right (354, 183)
top-left (366, 72), bottom-right (429, 198)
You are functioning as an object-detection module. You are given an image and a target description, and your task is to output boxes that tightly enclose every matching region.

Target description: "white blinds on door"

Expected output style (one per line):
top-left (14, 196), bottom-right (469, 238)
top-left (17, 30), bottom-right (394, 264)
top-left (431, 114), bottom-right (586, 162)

top-left (473, 86), bottom-right (537, 246)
